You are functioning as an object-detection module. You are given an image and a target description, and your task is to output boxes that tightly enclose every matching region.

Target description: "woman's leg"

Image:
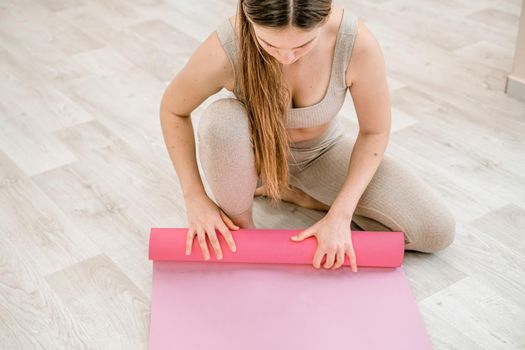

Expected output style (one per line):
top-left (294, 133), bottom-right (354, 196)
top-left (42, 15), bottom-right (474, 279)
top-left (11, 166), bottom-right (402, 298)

top-left (197, 98), bottom-right (258, 228)
top-left (289, 135), bottom-right (456, 253)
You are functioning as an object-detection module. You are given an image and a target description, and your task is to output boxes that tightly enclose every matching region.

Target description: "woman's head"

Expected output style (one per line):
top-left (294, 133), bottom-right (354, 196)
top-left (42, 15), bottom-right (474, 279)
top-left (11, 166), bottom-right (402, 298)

top-left (243, 0), bottom-right (331, 64)
top-left (235, 0), bottom-right (332, 205)
top-left (252, 24), bottom-right (320, 65)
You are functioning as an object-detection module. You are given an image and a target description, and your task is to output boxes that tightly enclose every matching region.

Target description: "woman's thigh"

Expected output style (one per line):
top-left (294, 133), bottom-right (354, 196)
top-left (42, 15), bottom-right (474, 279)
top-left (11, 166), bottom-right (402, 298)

top-left (288, 135), bottom-right (456, 253)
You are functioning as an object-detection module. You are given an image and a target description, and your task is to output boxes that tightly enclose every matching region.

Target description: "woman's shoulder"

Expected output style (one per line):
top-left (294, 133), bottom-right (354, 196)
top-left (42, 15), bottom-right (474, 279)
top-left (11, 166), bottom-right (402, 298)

top-left (345, 18), bottom-right (384, 87)
top-left (178, 24), bottom-right (235, 93)
top-left (346, 20), bottom-right (385, 87)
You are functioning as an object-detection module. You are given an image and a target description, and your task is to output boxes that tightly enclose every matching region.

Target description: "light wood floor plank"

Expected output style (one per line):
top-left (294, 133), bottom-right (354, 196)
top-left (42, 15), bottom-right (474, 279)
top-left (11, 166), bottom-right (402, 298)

top-left (0, 152), bottom-right (100, 275)
top-left (0, 239), bottom-right (93, 349)
top-left (46, 254), bottom-right (149, 349)
top-left (420, 275), bottom-right (525, 349)
top-left (471, 203), bottom-right (525, 257)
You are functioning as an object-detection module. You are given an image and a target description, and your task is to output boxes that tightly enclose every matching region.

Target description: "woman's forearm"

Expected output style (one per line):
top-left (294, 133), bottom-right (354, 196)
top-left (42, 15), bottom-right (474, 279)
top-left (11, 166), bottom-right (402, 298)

top-left (329, 131), bottom-right (390, 219)
top-left (160, 110), bottom-right (207, 200)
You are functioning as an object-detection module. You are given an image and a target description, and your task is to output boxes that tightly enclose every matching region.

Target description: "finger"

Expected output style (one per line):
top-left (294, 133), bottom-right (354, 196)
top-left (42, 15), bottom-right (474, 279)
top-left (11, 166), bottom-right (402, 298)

top-left (313, 249), bottom-right (325, 269)
top-left (346, 246), bottom-right (357, 272)
top-left (332, 247), bottom-right (345, 270)
top-left (217, 224), bottom-right (237, 252)
top-left (197, 229), bottom-right (211, 260)
top-left (291, 228), bottom-right (314, 242)
top-left (219, 210), bottom-right (240, 230)
top-left (185, 229), bottom-right (196, 255)
top-left (206, 227), bottom-right (223, 260)
top-left (324, 250), bottom-right (336, 269)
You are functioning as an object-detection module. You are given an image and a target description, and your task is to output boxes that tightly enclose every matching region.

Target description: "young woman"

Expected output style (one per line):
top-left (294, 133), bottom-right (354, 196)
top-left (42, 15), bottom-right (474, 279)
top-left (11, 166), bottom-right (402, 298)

top-left (160, 0), bottom-right (456, 271)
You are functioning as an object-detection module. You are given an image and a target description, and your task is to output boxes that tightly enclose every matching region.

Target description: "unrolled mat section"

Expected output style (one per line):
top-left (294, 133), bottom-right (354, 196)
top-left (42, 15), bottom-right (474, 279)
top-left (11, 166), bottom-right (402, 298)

top-left (148, 228), bottom-right (432, 350)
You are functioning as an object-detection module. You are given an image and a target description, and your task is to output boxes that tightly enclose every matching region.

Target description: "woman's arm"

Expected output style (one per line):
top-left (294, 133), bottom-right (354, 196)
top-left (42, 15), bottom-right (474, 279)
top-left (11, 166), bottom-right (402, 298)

top-left (329, 19), bottom-right (392, 218)
top-left (161, 31), bottom-right (240, 260)
top-left (160, 30), bottom-right (233, 201)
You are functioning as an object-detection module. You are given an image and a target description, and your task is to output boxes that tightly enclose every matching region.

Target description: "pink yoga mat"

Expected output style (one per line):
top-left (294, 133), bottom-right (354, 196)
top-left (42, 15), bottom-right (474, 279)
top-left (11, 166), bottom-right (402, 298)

top-left (148, 228), bottom-right (432, 349)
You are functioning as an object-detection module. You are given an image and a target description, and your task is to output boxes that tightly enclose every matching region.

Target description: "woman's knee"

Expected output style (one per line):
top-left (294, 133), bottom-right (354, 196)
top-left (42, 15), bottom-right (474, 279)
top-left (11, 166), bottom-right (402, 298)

top-left (197, 98), bottom-right (251, 149)
top-left (196, 98), bottom-right (258, 216)
top-left (405, 206), bottom-right (456, 253)
top-left (373, 157), bottom-right (456, 253)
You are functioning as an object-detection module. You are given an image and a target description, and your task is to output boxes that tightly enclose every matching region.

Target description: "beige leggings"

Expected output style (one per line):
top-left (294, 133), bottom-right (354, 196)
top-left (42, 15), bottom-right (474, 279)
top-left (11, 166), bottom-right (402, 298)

top-left (197, 98), bottom-right (456, 253)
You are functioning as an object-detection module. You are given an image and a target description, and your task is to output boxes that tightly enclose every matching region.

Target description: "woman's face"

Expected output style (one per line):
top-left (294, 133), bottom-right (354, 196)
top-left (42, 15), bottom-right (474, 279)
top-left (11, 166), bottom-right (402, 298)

top-left (252, 24), bottom-right (322, 65)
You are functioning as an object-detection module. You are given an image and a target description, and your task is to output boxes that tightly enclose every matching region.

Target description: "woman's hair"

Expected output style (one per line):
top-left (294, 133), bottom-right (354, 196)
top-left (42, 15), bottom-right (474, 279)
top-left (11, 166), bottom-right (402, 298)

top-left (236, 0), bottom-right (332, 206)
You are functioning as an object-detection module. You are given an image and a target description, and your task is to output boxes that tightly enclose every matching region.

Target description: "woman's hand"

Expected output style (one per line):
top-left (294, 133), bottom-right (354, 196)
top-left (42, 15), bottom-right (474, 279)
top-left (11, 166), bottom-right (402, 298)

top-left (184, 194), bottom-right (238, 260)
top-left (290, 212), bottom-right (357, 272)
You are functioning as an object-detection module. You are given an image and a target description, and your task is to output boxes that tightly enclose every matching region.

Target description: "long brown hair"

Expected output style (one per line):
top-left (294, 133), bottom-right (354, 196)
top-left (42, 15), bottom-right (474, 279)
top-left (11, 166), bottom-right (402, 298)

top-left (235, 0), bottom-right (332, 206)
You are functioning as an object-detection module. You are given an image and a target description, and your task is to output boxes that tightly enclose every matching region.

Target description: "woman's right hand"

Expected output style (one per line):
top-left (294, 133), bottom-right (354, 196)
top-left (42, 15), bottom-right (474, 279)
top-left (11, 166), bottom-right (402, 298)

top-left (184, 194), bottom-right (239, 260)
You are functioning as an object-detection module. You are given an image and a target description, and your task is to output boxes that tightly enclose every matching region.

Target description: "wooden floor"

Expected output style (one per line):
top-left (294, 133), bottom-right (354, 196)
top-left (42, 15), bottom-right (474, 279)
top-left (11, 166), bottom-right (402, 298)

top-left (1, 0), bottom-right (524, 348)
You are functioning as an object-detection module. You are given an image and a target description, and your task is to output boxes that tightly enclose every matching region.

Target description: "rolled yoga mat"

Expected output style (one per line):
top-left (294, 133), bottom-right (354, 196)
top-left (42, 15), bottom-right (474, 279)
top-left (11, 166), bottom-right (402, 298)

top-left (148, 228), bottom-right (433, 349)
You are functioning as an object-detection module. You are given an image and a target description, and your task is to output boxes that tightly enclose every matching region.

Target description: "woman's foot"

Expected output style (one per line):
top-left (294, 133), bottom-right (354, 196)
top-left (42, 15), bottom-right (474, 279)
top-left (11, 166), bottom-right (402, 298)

top-left (254, 185), bottom-right (330, 211)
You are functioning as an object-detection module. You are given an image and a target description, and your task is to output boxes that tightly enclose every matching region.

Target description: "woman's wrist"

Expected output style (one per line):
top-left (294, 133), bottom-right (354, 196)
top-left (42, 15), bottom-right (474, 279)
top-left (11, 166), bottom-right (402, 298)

top-left (326, 204), bottom-right (354, 222)
top-left (183, 187), bottom-right (208, 202)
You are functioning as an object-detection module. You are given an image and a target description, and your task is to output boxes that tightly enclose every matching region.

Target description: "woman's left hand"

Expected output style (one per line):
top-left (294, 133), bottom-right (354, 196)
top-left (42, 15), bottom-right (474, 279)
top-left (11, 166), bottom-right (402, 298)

top-left (290, 212), bottom-right (357, 272)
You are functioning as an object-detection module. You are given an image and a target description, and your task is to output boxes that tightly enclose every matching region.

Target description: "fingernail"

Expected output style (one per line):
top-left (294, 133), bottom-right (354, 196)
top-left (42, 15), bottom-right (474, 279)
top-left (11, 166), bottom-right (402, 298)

top-left (233, 247), bottom-right (237, 252)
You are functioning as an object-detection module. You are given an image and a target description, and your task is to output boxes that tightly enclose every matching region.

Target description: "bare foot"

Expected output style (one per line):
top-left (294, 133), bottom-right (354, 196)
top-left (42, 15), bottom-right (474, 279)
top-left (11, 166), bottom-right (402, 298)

top-left (254, 185), bottom-right (330, 211)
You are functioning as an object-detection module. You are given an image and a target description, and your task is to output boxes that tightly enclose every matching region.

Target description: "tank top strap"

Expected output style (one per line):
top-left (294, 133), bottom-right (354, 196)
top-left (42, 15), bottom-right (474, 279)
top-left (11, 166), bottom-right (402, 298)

top-left (216, 19), bottom-right (241, 95)
top-left (333, 9), bottom-right (359, 88)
